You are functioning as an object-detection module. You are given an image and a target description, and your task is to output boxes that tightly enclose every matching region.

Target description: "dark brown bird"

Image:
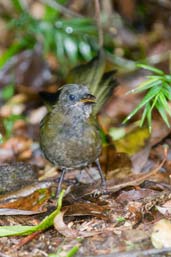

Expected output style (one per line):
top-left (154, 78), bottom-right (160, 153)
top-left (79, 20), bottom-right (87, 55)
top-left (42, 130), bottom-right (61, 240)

top-left (40, 54), bottom-right (117, 196)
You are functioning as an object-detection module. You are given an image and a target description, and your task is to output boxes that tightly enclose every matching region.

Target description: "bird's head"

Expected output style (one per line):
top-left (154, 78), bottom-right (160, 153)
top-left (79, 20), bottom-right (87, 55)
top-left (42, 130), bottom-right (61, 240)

top-left (58, 84), bottom-right (96, 118)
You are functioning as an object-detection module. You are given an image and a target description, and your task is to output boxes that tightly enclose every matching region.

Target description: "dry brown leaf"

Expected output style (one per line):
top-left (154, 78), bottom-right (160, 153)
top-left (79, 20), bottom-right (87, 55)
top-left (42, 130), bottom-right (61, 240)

top-left (0, 208), bottom-right (44, 215)
top-left (0, 181), bottom-right (54, 214)
top-left (0, 189), bottom-right (50, 212)
top-left (64, 202), bottom-right (109, 219)
top-left (54, 211), bottom-right (78, 238)
top-left (116, 188), bottom-right (157, 203)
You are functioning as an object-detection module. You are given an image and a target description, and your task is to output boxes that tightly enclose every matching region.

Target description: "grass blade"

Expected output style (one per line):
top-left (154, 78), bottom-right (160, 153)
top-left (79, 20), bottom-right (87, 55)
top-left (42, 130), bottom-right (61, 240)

top-left (123, 86), bottom-right (161, 123)
top-left (156, 99), bottom-right (170, 128)
top-left (137, 64), bottom-right (164, 75)
top-left (0, 190), bottom-right (65, 237)
top-left (128, 78), bottom-right (161, 94)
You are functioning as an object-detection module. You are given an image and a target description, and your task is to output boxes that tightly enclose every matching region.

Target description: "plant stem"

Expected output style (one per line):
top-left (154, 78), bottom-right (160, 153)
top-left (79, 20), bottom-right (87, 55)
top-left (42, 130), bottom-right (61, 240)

top-left (94, 0), bottom-right (103, 48)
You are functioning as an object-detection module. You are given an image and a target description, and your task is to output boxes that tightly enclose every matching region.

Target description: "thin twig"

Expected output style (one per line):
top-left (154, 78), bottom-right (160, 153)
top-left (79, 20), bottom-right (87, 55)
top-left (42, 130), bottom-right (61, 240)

top-left (13, 231), bottom-right (42, 250)
top-left (40, 0), bottom-right (82, 18)
top-left (94, 0), bottom-right (103, 47)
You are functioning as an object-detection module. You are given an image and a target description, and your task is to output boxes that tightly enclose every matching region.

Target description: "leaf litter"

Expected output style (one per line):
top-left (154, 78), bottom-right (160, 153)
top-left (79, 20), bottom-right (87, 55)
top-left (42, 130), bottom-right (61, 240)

top-left (1, 14), bottom-right (171, 257)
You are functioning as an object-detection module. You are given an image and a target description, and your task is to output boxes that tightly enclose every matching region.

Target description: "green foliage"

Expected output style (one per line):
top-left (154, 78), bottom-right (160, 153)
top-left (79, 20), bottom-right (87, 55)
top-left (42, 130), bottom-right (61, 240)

top-left (11, 0), bottom-right (25, 12)
top-left (116, 216), bottom-right (125, 222)
top-left (0, 133), bottom-right (3, 144)
top-left (1, 84), bottom-right (14, 100)
top-left (0, 39), bottom-right (34, 68)
top-left (2, 1), bottom-right (99, 71)
top-left (3, 114), bottom-right (24, 139)
top-left (49, 245), bottom-right (79, 257)
top-left (0, 190), bottom-right (65, 237)
top-left (123, 64), bottom-right (171, 132)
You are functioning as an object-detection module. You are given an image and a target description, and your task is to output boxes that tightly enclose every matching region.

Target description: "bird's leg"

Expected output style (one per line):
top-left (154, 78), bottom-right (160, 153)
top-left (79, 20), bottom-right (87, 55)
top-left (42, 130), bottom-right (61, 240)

top-left (95, 159), bottom-right (107, 190)
top-left (56, 168), bottom-right (66, 197)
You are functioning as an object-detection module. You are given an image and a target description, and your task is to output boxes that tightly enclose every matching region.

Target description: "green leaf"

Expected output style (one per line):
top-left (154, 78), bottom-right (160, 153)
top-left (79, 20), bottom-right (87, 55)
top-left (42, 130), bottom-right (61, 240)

top-left (49, 245), bottom-right (79, 257)
top-left (63, 37), bottom-right (78, 64)
top-left (0, 133), bottom-right (3, 144)
top-left (61, 18), bottom-right (94, 27)
top-left (55, 32), bottom-right (65, 63)
top-left (162, 83), bottom-right (171, 100)
top-left (44, 5), bottom-right (58, 21)
top-left (0, 226), bottom-right (36, 237)
top-left (164, 75), bottom-right (171, 83)
top-left (3, 114), bottom-right (24, 139)
top-left (11, 0), bottom-right (24, 12)
top-left (55, 18), bottom-right (97, 36)
top-left (140, 102), bottom-right (150, 127)
top-left (156, 100), bottom-right (170, 128)
top-left (123, 86), bottom-right (161, 123)
top-left (0, 190), bottom-right (65, 237)
top-left (79, 41), bottom-right (92, 61)
top-left (137, 64), bottom-right (164, 75)
top-left (66, 246), bottom-right (79, 257)
top-left (116, 216), bottom-right (125, 222)
top-left (127, 78), bottom-right (161, 94)
top-left (147, 105), bottom-right (152, 132)
top-left (159, 93), bottom-right (171, 115)
top-left (0, 43), bottom-right (22, 68)
top-left (1, 84), bottom-right (14, 100)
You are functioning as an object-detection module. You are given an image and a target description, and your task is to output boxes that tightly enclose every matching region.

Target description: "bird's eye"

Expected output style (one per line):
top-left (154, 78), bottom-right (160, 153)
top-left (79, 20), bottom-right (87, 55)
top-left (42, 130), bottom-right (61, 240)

top-left (69, 94), bottom-right (76, 101)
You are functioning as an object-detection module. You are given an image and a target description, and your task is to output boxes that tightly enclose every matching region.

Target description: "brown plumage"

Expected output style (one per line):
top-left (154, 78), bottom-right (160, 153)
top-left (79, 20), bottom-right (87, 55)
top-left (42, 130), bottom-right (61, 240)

top-left (40, 53), bottom-right (118, 196)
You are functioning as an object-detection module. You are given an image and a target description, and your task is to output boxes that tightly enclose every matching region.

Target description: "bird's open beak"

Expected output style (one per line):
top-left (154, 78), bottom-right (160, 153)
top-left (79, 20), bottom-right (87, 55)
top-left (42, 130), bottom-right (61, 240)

top-left (80, 94), bottom-right (96, 103)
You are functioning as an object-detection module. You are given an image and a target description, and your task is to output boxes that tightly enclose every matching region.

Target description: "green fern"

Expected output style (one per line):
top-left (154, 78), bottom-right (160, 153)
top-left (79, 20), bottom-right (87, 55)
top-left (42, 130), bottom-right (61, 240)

top-left (123, 64), bottom-right (171, 132)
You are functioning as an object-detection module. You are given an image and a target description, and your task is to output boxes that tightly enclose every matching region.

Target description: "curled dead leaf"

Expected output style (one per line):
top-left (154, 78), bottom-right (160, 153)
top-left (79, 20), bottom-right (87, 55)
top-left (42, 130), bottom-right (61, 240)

top-left (54, 211), bottom-right (78, 238)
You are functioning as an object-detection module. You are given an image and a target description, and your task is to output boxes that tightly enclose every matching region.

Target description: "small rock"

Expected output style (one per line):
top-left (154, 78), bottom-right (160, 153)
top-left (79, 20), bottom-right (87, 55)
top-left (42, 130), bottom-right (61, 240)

top-left (0, 162), bottom-right (37, 194)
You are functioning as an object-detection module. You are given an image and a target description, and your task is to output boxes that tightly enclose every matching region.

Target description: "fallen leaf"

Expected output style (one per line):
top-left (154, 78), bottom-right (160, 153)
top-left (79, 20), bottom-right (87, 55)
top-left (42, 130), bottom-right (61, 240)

top-left (0, 208), bottom-right (44, 216)
top-left (156, 200), bottom-right (171, 216)
top-left (54, 211), bottom-right (78, 238)
top-left (114, 127), bottom-right (150, 156)
top-left (64, 202), bottom-right (109, 219)
top-left (99, 140), bottom-right (132, 176)
top-left (0, 189), bottom-right (50, 212)
top-left (0, 181), bottom-right (54, 214)
top-left (116, 188), bottom-right (157, 203)
top-left (131, 143), bottom-right (151, 172)
top-left (151, 219), bottom-right (171, 248)
top-left (0, 190), bottom-right (65, 237)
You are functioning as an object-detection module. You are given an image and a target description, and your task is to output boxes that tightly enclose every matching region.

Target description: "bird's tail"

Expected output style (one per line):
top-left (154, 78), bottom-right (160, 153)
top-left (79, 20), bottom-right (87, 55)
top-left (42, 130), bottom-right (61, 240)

top-left (67, 51), bottom-right (118, 113)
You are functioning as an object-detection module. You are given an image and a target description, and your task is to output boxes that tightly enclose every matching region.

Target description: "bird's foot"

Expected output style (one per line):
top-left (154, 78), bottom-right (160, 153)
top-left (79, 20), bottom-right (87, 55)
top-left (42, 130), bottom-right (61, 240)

top-left (92, 185), bottom-right (109, 198)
